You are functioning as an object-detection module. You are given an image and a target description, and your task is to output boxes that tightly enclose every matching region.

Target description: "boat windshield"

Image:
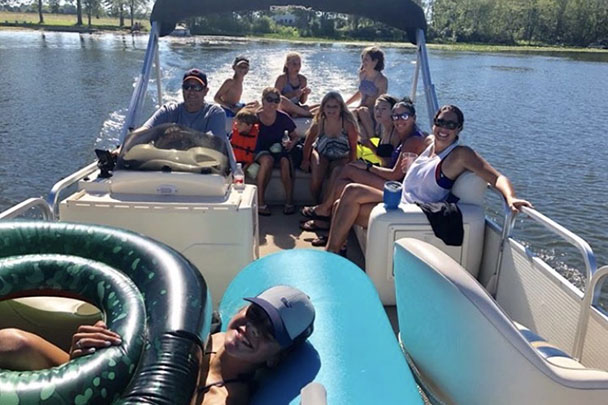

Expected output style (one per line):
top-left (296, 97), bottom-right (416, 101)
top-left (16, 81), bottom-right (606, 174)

top-left (116, 124), bottom-right (230, 175)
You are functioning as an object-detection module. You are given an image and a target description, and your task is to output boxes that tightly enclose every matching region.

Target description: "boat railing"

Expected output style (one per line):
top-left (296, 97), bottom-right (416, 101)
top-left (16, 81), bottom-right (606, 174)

top-left (487, 186), bottom-right (598, 360)
top-left (46, 161), bottom-right (98, 217)
top-left (121, 21), bottom-right (161, 142)
top-left (0, 197), bottom-right (54, 221)
top-left (413, 29), bottom-right (439, 128)
top-left (588, 265), bottom-right (608, 311)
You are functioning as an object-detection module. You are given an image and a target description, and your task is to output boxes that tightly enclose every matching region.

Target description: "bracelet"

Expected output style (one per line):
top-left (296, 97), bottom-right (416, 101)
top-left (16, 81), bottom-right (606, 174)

top-left (366, 162), bottom-right (373, 172)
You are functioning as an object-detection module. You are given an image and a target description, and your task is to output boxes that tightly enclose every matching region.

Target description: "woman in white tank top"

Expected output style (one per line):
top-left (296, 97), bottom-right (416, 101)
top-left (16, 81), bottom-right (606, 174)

top-left (324, 104), bottom-right (532, 255)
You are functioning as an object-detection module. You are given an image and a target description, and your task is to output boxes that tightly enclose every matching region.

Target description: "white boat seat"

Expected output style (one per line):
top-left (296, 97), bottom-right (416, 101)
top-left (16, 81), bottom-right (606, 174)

top-left (394, 238), bottom-right (608, 405)
top-left (364, 171), bottom-right (487, 305)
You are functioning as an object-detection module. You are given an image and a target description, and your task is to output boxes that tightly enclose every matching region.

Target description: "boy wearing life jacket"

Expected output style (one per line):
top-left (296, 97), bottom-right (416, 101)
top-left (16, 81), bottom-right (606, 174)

top-left (230, 108), bottom-right (260, 172)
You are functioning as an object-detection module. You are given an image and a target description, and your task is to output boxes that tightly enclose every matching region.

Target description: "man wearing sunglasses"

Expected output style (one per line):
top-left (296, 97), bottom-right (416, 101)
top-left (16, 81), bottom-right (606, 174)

top-left (0, 285), bottom-right (315, 404)
top-left (141, 68), bottom-right (227, 138)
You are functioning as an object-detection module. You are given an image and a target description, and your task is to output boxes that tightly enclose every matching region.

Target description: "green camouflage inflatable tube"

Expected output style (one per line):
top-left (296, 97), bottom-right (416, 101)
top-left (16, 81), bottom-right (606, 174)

top-left (0, 221), bottom-right (211, 404)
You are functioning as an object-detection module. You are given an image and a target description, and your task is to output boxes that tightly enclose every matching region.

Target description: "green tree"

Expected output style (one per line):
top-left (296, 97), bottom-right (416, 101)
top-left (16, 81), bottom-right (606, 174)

top-left (83, 0), bottom-right (100, 27)
top-left (36, 0), bottom-right (43, 23)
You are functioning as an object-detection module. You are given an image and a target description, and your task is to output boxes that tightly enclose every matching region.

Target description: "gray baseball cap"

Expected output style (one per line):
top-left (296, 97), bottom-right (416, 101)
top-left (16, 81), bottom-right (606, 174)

top-left (245, 285), bottom-right (315, 348)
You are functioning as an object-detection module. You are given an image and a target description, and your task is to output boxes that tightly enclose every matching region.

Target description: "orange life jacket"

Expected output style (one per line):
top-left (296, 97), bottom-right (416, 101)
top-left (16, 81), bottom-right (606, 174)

top-left (230, 122), bottom-right (259, 164)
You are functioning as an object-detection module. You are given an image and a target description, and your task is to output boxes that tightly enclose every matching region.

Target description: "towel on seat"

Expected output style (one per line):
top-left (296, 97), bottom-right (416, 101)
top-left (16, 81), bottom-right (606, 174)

top-left (416, 201), bottom-right (463, 246)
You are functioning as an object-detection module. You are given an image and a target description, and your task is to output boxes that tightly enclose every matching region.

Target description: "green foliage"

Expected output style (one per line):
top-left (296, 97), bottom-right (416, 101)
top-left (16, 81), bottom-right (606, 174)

top-left (428, 0), bottom-right (608, 46)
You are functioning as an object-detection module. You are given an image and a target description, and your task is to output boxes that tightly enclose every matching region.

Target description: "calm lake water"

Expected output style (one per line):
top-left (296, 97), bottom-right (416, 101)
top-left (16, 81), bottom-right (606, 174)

top-left (0, 31), bottom-right (607, 286)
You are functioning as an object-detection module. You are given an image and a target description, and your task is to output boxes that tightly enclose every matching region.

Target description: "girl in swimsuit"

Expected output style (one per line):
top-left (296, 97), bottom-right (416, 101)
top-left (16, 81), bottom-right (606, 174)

top-left (0, 286), bottom-right (315, 405)
top-left (324, 105), bottom-right (532, 255)
top-left (359, 94), bottom-right (399, 163)
top-left (300, 91), bottom-right (359, 203)
top-left (301, 100), bottom-right (429, 242)
top-left (346, 47), bottom-right (389, 142)
top-left (274, 52), bottom-right (313, 118)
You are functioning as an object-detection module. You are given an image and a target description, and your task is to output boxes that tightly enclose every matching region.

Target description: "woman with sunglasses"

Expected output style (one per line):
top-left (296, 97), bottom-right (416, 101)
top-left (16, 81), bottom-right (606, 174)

top-left (255, 87), bottom-right (299, 216)
top-left (301, 100), bottom-right (429, 239)
top-left (324, 104), bottom-right (532, 255)
top-left (0, 286), bottom-right (315, 405)
top-left (300, 92), bottom-right (359, 203)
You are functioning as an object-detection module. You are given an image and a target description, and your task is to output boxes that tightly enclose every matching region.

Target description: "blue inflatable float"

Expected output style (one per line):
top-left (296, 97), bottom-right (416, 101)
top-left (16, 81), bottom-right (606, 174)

top-left (219, 249), bottom-right (423, 405)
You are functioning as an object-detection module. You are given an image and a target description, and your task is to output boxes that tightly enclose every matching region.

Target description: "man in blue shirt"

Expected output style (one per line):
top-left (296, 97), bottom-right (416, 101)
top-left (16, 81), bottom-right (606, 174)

top-left (141, 68), bottom-right (227, 138)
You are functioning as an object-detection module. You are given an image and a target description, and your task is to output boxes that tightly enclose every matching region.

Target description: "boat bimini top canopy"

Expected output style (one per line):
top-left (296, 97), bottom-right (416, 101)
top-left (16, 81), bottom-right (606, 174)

top-left (150, 0), bottom-right (427, 44)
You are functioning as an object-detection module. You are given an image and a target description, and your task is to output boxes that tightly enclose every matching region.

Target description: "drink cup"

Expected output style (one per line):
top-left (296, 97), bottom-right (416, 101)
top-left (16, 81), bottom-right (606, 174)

top-left (383, 181), bottom-right (402, 209)
top-left (401, 152), bottom-right (418, 174)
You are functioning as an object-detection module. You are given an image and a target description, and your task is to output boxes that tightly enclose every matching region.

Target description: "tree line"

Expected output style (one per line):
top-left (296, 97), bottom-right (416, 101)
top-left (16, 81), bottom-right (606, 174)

top-left (2, 0), bottom-right (607, 47)
top-left (427, 0), bottom-right (608, 47)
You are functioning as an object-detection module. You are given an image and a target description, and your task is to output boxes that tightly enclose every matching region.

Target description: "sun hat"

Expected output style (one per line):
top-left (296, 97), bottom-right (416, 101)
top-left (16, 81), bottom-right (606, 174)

top-left (244, 285), bottom-right (315, 348)
top-left (183, 68), bottom-right (208, 87)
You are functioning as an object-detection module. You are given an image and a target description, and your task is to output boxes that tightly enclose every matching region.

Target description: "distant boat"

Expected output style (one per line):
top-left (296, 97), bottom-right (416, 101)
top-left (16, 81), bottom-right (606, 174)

top-left (170, 24), bottom-right (191, 37)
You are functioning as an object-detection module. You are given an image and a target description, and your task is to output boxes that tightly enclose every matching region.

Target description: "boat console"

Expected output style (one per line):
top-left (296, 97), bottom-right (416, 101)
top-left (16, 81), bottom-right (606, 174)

top-left (58, 124), bottom-right (259, 305)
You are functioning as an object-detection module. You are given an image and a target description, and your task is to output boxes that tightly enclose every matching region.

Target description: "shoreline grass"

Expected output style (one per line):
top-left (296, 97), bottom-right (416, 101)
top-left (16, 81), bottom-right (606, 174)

top-left (2, 12), bottom-right (606, 55)
top-left (0, 11), bottom-right (148, 32)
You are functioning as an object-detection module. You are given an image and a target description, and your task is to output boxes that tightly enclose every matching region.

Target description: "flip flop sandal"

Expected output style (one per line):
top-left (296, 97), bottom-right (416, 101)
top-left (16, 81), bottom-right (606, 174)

top-left (258, 205), bottom-right (271, 216)
top-left (283, 204), bottom-right (296, 215)
top-left (310, 235), bottom-right (328, 247)
top-left (300, 206), bottom-right (331, 221)
top-left (300, 220), bottom-right (330, 232)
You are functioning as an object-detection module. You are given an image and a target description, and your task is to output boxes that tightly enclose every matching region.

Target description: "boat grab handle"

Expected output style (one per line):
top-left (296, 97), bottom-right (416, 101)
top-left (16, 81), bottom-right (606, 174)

top-left (0, 197), bottom-right (54, 221)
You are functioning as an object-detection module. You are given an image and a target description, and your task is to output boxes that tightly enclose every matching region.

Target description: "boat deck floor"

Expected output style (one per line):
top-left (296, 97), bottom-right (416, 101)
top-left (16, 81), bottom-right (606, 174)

top-left (258, 205), bottom-right (399, 335)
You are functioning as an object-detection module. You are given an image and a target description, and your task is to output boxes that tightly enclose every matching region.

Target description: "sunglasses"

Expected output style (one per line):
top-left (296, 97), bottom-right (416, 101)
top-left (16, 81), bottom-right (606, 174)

top-left (434, 118), bottom-right (460, 130)
top-left (246, 305), bottom-right (275, 338)
top-left (391, 113), bottom-right (411, 121)
top-left (182, 84), bottom-right (205, 92)
top-left (264, 96), bottom-right (281, 104)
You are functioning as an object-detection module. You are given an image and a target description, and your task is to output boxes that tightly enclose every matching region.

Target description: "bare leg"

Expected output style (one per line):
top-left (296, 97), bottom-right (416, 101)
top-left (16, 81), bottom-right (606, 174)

top-left (310, 151), bottom-right (329, 203)
top-left (315, 164), bottom-right (386, 215)
top-left (0, 328), bottom-right (69, 371)
top-left (256, 154), bottom-right (275, 207)
top-left (325, 184), bottom-right (383, 253)
top-left (279, 96), bottom-right (313, 118)
top-left (279, 156), bottom-right (293, 205)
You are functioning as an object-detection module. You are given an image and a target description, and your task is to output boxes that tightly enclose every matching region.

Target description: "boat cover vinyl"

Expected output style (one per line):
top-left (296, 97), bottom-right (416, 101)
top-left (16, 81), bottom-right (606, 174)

top-left (218, 249), bottom-right (423, 405)
top-left (0, 221), bottom-right (211, 404)
top-left (150, 0), bottom-right (427, 43)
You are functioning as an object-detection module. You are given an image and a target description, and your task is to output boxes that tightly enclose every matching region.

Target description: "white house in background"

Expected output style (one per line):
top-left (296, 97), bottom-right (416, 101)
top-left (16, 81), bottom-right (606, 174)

top-left (270, 5), bottom-right (309, 25)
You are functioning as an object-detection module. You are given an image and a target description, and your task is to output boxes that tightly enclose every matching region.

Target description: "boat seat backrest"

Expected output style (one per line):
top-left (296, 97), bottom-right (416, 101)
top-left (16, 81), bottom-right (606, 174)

top-left (450, 170), bottom-right (487, 205)
top-left (393, 238), bottom-right (608, 405)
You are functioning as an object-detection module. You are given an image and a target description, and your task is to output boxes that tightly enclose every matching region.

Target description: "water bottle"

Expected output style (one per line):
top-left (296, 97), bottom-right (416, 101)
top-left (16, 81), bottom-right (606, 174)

top-left (282, 130), bottom-right (290, 148)
top-left (233, 163), bottom-right (245, 191)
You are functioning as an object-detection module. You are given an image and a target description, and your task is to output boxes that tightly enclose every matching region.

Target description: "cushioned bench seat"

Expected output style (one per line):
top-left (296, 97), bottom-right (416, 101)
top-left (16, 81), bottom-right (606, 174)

top-left (364, 171), bottom-right (488, 305)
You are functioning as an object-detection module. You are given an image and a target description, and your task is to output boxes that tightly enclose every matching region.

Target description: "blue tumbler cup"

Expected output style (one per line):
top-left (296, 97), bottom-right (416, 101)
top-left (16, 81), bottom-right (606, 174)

top-left (383, 181), bottom-right (402, 209)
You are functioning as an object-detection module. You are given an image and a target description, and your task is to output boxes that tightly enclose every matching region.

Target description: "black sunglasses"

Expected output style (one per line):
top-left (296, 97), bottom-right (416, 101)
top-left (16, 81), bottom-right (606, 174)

top-left (434, 118), bottom-right (460, 130)
top-left (391, 112), bottom-right (411, 121)
top-left (264, 96), bottom-right (281, 104)
top-left (246, 305), bottom-right (275, 338)
top-left (182, 84), bottom-right (205, 92)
